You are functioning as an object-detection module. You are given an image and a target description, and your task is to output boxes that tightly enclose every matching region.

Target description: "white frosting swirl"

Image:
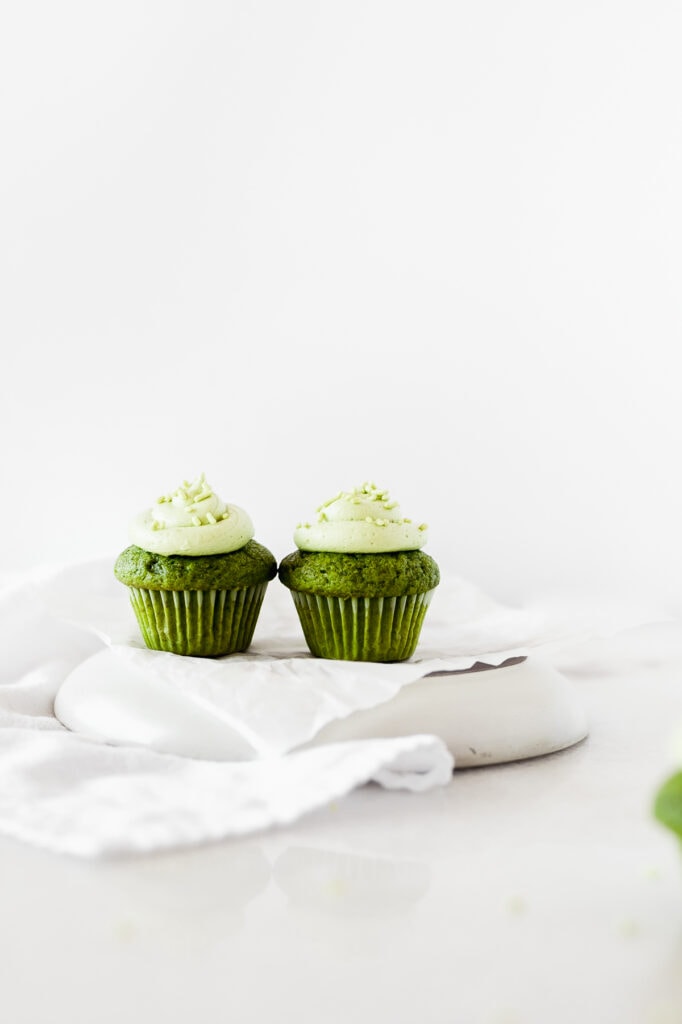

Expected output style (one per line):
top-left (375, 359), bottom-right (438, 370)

top-left (129, 473), bottom-right (254, 556)
top-left (294, 483), bottom-right (428, 553)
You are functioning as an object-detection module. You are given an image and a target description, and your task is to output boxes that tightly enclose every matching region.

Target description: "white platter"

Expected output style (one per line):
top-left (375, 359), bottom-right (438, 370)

top-left (55, 653), bottom-right (588, 768)
top-left (302, 656), bottom-right (588, 766)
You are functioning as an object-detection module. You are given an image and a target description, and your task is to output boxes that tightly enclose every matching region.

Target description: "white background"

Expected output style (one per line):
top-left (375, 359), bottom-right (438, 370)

top-left (1, 0), bottom-right (680, 614)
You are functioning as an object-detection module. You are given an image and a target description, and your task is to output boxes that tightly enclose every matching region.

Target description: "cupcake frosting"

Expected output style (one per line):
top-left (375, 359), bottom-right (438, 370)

top-left (294, 482), bottom-right (428, 554)
top-left (129, 473), bottom-right (254, 556)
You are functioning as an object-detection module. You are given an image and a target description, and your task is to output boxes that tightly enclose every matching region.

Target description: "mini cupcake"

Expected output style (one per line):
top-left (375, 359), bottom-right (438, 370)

top-left (654, 770), bottom-right (682, 850)
top-left (278, 482), bottom-right (439, 662)
top-left (114, 474), bottom-right (276, 657)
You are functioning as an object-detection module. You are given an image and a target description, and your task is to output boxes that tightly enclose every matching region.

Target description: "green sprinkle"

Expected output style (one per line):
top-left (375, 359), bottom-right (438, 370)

top-left (191, 515), bottom-right (202, 526)
top-left (317, 491), bottom-right (343, 510)
top-left (206, 511), bottom-right (217, 524)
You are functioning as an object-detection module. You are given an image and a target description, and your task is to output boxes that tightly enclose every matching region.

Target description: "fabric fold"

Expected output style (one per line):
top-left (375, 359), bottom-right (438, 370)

top-left (0, 559), bottom-right (646, 857)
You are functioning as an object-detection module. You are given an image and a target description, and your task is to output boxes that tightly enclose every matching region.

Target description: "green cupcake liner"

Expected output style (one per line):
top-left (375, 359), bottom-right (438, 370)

top-left (289, 589), bottom-right (435, 662)
top-left (128, 582), bottom-right (269, 657)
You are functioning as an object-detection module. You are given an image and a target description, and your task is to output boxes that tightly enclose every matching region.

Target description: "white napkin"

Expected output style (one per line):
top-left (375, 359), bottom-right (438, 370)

top-left (0, 559), bottom-right (643, 858)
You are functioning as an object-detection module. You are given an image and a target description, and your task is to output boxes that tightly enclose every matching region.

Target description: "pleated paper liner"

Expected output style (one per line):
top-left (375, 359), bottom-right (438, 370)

top-left (128, 582), bottom-right (269, 657)
top-left (289, 589), bottom-right (435, 662)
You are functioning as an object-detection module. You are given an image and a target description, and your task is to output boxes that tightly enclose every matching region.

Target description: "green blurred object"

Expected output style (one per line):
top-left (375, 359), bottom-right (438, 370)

top-left (653, 771), bottom-right (682, 839)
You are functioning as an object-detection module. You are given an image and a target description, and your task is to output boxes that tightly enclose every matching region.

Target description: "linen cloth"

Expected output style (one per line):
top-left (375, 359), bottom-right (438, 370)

top-left (0, 560), bottom-right (640, 858)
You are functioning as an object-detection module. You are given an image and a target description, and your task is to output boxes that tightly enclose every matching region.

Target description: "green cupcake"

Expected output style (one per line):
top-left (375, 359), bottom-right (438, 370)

top-left (278, 482), bottom-right (439, 662)
top-left (653, 771), bottom-right (682, 851)
top-left (114, 474), bottom-right (276, 657)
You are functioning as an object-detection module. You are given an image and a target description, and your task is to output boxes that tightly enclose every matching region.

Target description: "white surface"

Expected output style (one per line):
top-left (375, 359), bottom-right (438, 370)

top-left (1, 621), bottom-right (681, 1024)
top-left (1, 2), bottom-right (681, 619)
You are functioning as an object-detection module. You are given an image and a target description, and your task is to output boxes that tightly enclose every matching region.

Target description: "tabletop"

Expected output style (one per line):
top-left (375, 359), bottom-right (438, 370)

top-left (1, 620), bottom-right (681, 1024)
